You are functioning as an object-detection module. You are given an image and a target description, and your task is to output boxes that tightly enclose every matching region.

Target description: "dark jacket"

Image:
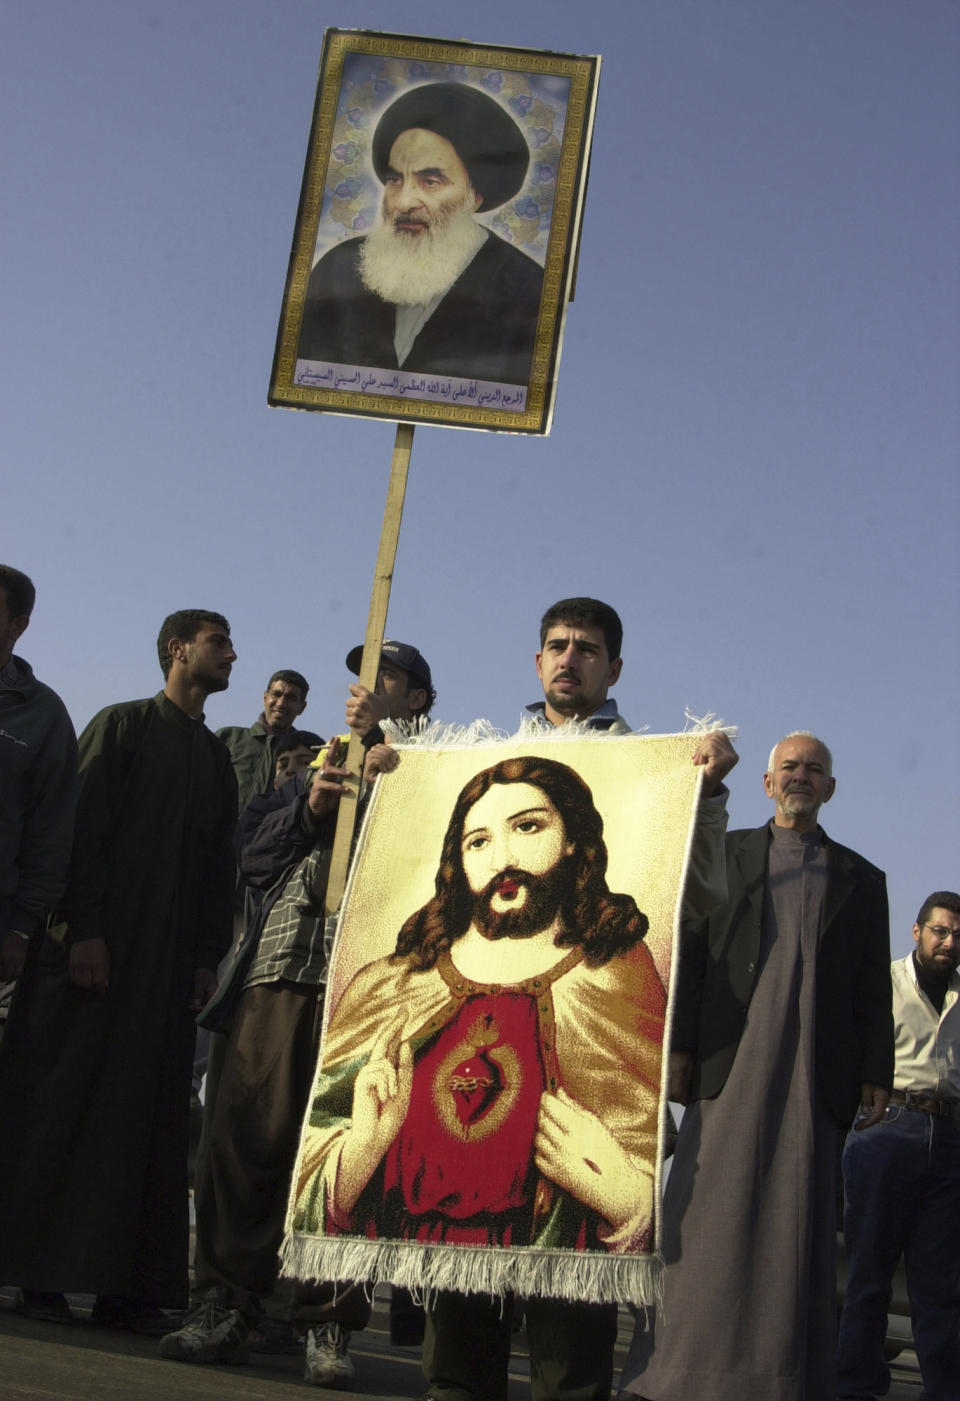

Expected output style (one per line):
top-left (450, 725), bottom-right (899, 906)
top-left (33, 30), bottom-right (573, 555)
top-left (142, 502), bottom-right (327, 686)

top-left (673, 822), bottom-right (894, 1126)
top-left (297, 231), bottom-right (544, 386)
top-left (216, 720), bottom-right (323, 813)
top-left (198, 774), bottom-right (331, 1033)
top-left (0, 656), bottom-right (78, 934)
top-left (0, 692), bottom-right (237, 1303)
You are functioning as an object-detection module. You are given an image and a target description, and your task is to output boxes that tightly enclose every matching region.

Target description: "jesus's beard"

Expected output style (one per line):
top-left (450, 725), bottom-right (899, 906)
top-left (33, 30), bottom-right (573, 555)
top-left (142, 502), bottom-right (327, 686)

top-left (471, 862), bottom-right (572, 942)
top-left (359, 194), bottom-right (486, 307)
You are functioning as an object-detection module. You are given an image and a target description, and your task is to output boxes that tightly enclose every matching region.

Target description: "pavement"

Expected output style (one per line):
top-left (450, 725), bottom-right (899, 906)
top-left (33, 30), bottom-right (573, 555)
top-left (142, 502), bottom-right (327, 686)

top-left (0, 1287), bottom-right (923, 1401)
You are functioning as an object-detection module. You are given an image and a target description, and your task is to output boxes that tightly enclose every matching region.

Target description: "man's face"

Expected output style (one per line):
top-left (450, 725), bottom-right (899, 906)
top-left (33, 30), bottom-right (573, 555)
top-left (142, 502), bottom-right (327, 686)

top-left (763, 736), bottom-right (835, 829)
top-left (263, 680), bottom-right (306, 732)
top-left (180, 623), bottom-right (236, 694)
top-left (0, 587), bottom-right (29, 669)
top-left (461, 781), bottom-right (574, 938)
top-left (382, 128), bottom-right (481, 235)
top-left (913, 906), bottom-right (960, 981)
top-left (376, 660), bottom-right (426, 722)
top-left (275, 744), bottom-right (315, 786)
top-left (535, 623), bottom-right (622, 722)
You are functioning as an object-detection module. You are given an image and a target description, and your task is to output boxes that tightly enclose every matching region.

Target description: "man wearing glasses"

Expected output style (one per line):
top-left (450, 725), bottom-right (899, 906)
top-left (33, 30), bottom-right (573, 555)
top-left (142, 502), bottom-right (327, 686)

top-left (838, 891), bottom-right (960, 1401)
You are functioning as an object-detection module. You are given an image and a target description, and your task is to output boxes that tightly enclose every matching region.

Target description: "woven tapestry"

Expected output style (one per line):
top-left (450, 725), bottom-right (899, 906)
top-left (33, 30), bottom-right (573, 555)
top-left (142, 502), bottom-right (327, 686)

top-left (282, 729), bottom-right (705, 1306)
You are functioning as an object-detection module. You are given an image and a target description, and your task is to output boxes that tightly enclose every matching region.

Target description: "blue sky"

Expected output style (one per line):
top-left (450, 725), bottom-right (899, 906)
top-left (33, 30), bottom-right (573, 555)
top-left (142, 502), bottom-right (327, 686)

top-left (6, 1), bottom-right (958, 954)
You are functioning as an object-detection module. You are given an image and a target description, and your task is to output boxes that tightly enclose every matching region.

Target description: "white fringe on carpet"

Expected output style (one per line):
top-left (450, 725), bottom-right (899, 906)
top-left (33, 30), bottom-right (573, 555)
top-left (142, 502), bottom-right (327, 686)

top-left (281, 1232), bottom-right (662, 1307)
top-left (382, 712), bottom-right (736, 748)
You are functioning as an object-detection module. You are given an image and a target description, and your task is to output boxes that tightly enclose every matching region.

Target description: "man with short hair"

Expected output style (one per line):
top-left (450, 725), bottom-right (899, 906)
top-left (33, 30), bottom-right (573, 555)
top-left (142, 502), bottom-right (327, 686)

top-left (528, 597), bottom-right (734, 917)
top-left (0, 610), bottom-right (238, 1331)
top-left (0, 565), bottom-right (77, 988)
top-left (161, 640), bottom-right (435, 1389)
top-left (218, 669), bottom-right (324, 811)
top-left (420, 596), bottom-right (737, 1401)
top-left (621, 732), bottom-right (894, 1401)
top-left (297, 82), bottom-right (543, 387)
top-left (530, 595), bottom-right (626, 731)
top-left (838, 890), bottom-right (960, 1401)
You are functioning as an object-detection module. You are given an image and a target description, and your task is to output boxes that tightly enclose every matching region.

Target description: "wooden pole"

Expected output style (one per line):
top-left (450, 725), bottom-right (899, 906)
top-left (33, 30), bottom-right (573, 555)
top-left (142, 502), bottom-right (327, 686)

top-left (324, 421), bottom-right (414, 918)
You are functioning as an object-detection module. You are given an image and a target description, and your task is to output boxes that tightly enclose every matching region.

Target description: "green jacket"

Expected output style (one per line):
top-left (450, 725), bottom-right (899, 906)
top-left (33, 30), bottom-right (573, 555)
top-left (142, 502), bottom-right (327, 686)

top-left (217, 718), bottom-right (324, 812)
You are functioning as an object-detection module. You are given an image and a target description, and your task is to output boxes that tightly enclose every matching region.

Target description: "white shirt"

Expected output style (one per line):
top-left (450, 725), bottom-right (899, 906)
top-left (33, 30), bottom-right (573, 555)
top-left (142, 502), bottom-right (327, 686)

top-left (891, 953), bottom-right (960, 1098)
top-left (394, 293), bottom-right (446, 367)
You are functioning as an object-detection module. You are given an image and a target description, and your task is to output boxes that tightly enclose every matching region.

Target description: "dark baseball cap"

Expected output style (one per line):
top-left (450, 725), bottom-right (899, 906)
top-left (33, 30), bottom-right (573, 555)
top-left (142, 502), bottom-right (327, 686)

top-left (345, 640), bottom-right (432, 692)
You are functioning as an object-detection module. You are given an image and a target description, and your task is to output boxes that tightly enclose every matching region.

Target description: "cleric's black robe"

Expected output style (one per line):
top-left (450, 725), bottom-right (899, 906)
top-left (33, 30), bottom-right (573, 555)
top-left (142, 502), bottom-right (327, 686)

top-left (297, 231), bottom-right (544, 386)
top-left (0, 693), bottom-right (236, 1305)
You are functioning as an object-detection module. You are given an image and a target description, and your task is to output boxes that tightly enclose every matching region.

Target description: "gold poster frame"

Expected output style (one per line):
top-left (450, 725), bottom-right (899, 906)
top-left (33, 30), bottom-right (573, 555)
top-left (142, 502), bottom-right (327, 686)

top-left (269, 30), bottom-right (600, 435)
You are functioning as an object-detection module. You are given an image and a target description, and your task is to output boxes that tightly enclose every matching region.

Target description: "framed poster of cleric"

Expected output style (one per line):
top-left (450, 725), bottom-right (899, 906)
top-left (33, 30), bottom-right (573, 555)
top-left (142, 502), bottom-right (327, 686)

top-left (281, 731), bottom-right (706, 1307)
top-left (268, 31), bottom-right (601, 435)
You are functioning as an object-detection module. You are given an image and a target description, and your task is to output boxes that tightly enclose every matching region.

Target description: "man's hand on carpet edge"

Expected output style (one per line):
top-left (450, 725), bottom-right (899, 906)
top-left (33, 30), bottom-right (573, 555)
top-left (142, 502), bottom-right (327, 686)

top-left (364, 741), bottom-right (399, 784)
top-left (691, 731), bottom-right (738, 797)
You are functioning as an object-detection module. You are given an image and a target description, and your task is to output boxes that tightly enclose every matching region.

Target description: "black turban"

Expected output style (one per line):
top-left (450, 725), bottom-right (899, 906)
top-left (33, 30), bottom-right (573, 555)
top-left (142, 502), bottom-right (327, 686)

top-left (371, 82), bottom-right (530, 212)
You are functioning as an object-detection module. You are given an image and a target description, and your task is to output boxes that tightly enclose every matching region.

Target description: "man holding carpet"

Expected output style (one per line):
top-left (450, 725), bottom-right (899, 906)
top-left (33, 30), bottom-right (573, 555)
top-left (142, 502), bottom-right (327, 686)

top-left (415, 597), bottom-right (738, 1401)
top-left (280, 598), bottom-right (734, 1401)
top-left (620, 731), bottom-right (894, 1401)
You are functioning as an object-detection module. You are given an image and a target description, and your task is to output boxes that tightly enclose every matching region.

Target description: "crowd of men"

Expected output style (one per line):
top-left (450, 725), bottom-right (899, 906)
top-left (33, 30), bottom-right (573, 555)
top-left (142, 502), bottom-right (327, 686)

top-left (0, 561), bottom-right (957, 1401)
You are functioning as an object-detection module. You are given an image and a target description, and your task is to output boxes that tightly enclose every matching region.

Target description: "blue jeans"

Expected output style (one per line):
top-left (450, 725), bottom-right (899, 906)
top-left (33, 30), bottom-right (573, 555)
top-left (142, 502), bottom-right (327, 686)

top-left (838, 1102), bottom-right (960, 1401)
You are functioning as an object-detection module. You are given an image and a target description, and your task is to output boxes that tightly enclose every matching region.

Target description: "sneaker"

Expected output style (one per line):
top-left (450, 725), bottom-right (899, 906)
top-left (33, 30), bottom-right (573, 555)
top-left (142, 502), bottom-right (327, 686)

top-left (158, 1290), bottom-right (249, 1365)
top-left (304, 1321), bottom-right (355, 1389)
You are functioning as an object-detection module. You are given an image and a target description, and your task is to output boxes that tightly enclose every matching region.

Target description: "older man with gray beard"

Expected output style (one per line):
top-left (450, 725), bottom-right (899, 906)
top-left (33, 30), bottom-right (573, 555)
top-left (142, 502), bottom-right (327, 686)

top-left (620, 732), bottom-right (893, 1401)
top-left (296, 82), bottom-right (543, 386)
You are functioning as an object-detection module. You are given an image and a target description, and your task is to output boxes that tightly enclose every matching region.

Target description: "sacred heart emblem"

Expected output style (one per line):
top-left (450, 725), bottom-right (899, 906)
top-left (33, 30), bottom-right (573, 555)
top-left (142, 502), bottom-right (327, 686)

top-left (433, 1005), bottom-right (524, 1142)
top-left (449, 1050), bottom-right (504, 1127)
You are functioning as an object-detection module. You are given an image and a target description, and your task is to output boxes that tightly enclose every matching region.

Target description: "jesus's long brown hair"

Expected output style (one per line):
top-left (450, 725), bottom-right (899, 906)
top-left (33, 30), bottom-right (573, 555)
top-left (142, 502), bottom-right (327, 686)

top-left (394, 755), bottom-right (648, 971)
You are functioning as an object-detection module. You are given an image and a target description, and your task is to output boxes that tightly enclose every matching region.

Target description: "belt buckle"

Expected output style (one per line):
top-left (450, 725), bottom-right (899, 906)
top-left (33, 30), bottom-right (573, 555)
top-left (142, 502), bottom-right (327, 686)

top-left (912, 1092), bottom-right (957, 1119)
top-left (897, 1089), bottom-right (959, 1118)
